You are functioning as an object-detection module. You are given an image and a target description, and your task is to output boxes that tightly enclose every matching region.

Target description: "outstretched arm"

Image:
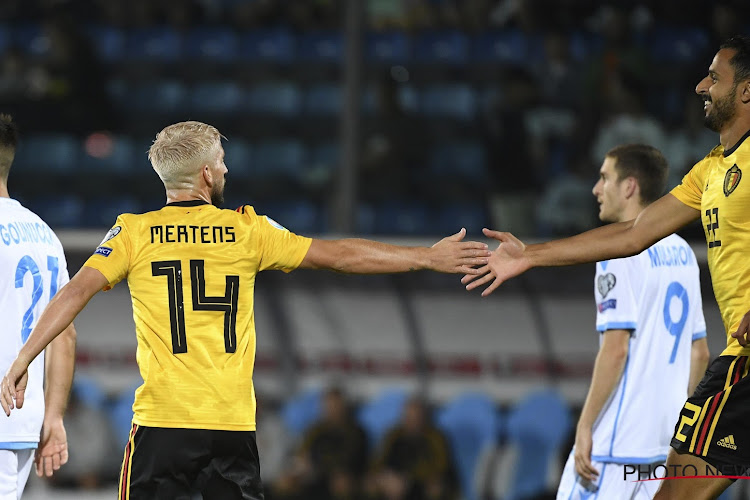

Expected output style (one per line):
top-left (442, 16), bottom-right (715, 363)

top-left (299, 228), bottom-right (491, 275)
top-left (36, 322), bottom-right (77, 477)
top-left (1, 267), bottom-right (108, 416)
top-left (463, 194), bottom-right (700, 296)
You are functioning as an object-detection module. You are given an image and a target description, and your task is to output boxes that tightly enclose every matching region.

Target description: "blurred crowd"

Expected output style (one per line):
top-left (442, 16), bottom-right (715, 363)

top-left (0, 0), bottom-right (747, 237)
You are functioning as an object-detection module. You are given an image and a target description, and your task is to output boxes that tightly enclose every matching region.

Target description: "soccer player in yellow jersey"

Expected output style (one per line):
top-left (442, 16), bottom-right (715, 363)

top-left (462, 35), bottom-right (750, 499)
top-left (0, 120), bottom-right (491, 500)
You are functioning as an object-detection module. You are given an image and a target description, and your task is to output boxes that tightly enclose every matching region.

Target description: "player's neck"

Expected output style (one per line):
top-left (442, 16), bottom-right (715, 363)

top-left (618, 203), bottom-right (643, 223)
top-left (720, 116), bottom-right (750, 152)
top-left (0, 181), bottom-right (9, 198)
top-left (164, 187), bottom-right (211, 205)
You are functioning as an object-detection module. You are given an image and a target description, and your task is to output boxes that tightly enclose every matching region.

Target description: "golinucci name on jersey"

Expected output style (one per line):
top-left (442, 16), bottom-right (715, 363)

top-left (150, 225), bottom-right (236, 244)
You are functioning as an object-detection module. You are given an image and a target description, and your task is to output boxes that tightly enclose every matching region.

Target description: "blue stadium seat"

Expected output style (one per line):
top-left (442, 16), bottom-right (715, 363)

top-left (184, 27), bottom-right (238, 61)
top-left (0, 25), bottom-right (12, 55)
top-left (429, 141), bottom-right (488, 186)
top-left (223, 139), bottom-right (253, 178)
top-left (298, 31), bottom-right (344, 64)
top-left (436, 392), bottom-right (501, 500)
top-left (187, 81), bottom-right (244, 114)
top-left (307, 142), bottom-right (338, 189)
top-left (80, 134), bottom-right (135, 174)
top-left (471, 29), bottom-right (528, 65)
top-left (25, 195), bottom-right (84, 228)
top-left (252, 200), bottom-right (323, 234)
top-left (434, 203), bottom-right (489, 235)
top-left (366, 31), bottom-right (410, 64)
top-left (87, 25), bottom-right (125, 63)
top-left (108, 383), bottom-right (139, 451)
top-left (506, 389), bottom-right (572, 500)
top-left (83, 196), bottom-right (141, 227)
top-left (649, 27), bottom-right (710, 63)
top-left (374, 201), bottom-right (430, 235)
top-left (240, 28), bottom-right (296, 64)
top-left (356, 203), bottom-right (377, 234)
top-left (568, 30), bottom-right (603, 63)
top-left (14, 134), bottom-right (80, 173)
top-left (126, 27), bottom-right (183, 62)
top-left (252, 140), bottom-right (306, 179)
top-left (420, 84), bottom-right (476, 120)
top-left (281, 387), bottom-right (322, 439)
top-left (398, 85), bottom-right (419, 113)
top-left (414, 30), bottom-right (469, 64)
top-left (129, 80), bottom-right (188, 113)
top-left (71, 374), bottom-right (109, 412)
top-left (12, 24), bottom-right (48, 57)
top-left (357, 388), bottom-right (408, 448)
top-left (304, 83), bottom-right (342, 116)
top-left (247, 82), bottom-right (302, 116)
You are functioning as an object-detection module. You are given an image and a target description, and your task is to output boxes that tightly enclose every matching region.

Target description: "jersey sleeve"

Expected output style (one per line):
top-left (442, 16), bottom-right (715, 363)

top-left (594, 259), bottom-right (637, 333)
top-left (242, 206), bottom-right (312, 272)
top-left (83, 217), bottom-right (132, 290)
top-left (670, 157), bottom-right (710, 210)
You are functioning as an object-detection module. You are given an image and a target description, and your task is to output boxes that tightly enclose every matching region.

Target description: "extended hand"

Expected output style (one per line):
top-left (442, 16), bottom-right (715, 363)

top-left (461, 228), bottom-right (529, 296)
top-left (428, 228), bottom-right (491, 274)
top-left (574, 427), bottom-right (599, 483)
top-left (36, 418), bottom-right (69, 477)
top-left (1, 359), bottom-right (29, 417)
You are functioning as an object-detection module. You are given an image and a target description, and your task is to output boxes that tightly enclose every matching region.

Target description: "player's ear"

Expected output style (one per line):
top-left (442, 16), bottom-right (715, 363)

top-left (740, 79), bottom-right (750, 104)
top-left (202, 163), bottom-right (213, 187)
top-left (624, 176), bottom-right (637, 199)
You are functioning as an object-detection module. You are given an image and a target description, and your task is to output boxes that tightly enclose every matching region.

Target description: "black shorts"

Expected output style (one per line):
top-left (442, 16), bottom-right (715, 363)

top-left (671, 355), bottom-right (750, 473)
top-left (119, 424), bottom-right (264, 500)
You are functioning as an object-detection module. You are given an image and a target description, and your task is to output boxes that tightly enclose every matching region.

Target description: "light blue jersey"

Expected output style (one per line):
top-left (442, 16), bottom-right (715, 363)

top-left (0, 198), bottom-right (69, 446)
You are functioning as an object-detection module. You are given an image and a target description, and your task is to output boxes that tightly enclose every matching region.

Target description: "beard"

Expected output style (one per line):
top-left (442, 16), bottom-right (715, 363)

top-left (210, 183), bottom-right (225, 207)
top-left (704, 85), bottom-right (737, 132)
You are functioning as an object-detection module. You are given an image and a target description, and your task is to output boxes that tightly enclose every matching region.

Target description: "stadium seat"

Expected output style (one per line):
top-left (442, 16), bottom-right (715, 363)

top-left (649, 27), bottom-right (710, 63)
top-left (374, 201), bottom-right (430, 235)
top-left (298, 31), bottom-right (344, 64)
top-left (420, 84), bottom-right (477, 120)
top-left (414, 30), bottom-right (469, 65)
top-left (125, 27), bottom-right (183, 62)
top-left (240, 28), bottom-right (296, 64)
top-left (80, 134), bottom-right (135, 174)
top-left (13, 134), bottom-right (80, 173)
top-left (108, 383), bottom-right (139, 451)
top-left (436, 392), bottom-right (501, 500)
top-left (71, 374), bottom-right (109, 412)
top-left (434, 203), bottom-right (489, 235)
top-left (223, 139), bottom-right (253, 178)
top-left (252, 140), bottom-right (306, 179)
top-left (429, 141), bottom-right (488, 186)
top-left (252, 200), bottom-right (323, 234)
top-left (0, 25), bottom-right (9, 55)
top-left (307, 141), bottom-right (338, 189)
top-left (12, 23), bottom-right (48, 57)
top-left (187, 81), bottom-right (244, 114)
top-left (87, 25), bottom-right (125, 63)
top-left (471, 29), bottom-right (530, 65)
top-left (184, 27), bottom-right (238, 61)
top-left (25, 195), bottom-right (84, 228)
top-left (505, 389), bottom-right (572, 500)
top-left (247, 82), bottom-right (302, 117)
top-left (83, 196), bottom-right (141, 228)
top-left (304, 83), bottom-right (342, 116)
top-left (128, 80), bottom-right (188, 113)
top-left (281, 387), bottom-right (323, 438)
top-left (357, 387), bottom-right (409, 448)
top-left (366, 31), bottom-right (411, 64)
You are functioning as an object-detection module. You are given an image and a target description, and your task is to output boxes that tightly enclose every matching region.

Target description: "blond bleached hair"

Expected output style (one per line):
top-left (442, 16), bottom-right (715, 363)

top-left (148, 121), bottom-right (224, 185)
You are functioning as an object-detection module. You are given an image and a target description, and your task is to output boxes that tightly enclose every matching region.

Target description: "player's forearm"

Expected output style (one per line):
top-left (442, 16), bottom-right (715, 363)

top-left (578, 345), bottom-right (629, 430)
top-left (43, 323), bottom-right (76, 419)
top-left (312, 239), bottom-right (429, 274)
top-left (689, 338), bottom-right (710, 396)
top-left (17, 280), bottom-right (94, 368)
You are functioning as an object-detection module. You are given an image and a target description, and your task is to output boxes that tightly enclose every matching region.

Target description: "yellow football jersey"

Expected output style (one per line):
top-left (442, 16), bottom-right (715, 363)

top-left (84, 201), bottom-right (312, 431)
top-left (671, 131), bottom-right (750, 356)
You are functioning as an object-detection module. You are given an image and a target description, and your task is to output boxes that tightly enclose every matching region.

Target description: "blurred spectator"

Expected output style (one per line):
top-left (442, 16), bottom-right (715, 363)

top-left (360, 73), bottom-right (425, 202)
top-left (365, 397), bottom-right (457, 500)
top-left (273, 387), bottom-right (368, 500)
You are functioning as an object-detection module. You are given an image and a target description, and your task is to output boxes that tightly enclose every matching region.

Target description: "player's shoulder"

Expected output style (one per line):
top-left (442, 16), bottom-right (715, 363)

top-left (233, 204), bottom-right (288, 231)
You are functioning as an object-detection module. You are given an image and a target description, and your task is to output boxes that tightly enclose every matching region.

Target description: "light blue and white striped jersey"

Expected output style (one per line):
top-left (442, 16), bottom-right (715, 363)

top-left (591, 232), bottom-right (706, 464)
top-left (0, 198), bottom-right (69, 446)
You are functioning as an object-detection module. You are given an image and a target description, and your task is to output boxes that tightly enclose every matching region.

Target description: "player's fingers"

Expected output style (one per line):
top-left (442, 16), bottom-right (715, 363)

top-left (466, 272), bottom-right (495, 291)
top-left (1, 379), bottom-right (14, 414)
top-left (459, 242), bottom-right (490, 251)
top-left (732, 314), bottom-right (750, 346)
top-left (34, 451), bottom-right (42, 476)
top-left (457, 265), bottom-right (483, 275)
top-left (481, 278), bottom-right (503, 297)
top-left (45, 456), bottom-right (54, 477)
top-left (446, 227), bottom-right (467, 242)
top-left (60, 445), bottom-right (68, 466)
top-left (14, 389), bottom-right (24, 409)
top-left (461, 257), bottom-right (490, 267)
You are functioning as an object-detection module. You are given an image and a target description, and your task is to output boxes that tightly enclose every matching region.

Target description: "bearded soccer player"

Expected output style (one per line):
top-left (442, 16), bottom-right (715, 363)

top-left (463, 35), bottom-right (750, 499)
top-left (0, 121), bottom-right (490, 500)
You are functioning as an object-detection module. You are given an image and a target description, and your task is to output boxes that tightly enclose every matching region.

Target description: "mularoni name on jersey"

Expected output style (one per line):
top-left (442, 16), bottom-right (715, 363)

top-left (150, 225), bottom-right (236, 244)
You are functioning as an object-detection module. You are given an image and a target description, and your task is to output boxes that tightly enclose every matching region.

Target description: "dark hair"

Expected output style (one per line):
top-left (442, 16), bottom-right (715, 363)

top-left (0, 114), bottom-right (19, 180)
top-left (606, 144), bottom-right (668, 204)
top-left (720, 35), bottom-right (750, 85)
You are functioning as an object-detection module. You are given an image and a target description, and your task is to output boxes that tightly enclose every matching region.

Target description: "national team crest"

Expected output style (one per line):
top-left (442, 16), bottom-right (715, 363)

top-left (723, 164), bottom-right (742, 197)
top-left (597, 273), bottom-right (616, 298)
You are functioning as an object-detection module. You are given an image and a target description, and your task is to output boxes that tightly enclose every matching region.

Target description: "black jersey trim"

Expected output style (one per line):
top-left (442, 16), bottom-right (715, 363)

top-left (165, 200), bottom-right (210, 207)
top-left (723, 129), bottom-right (750, 157)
